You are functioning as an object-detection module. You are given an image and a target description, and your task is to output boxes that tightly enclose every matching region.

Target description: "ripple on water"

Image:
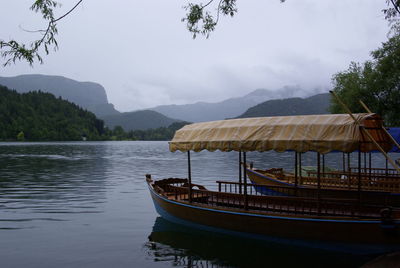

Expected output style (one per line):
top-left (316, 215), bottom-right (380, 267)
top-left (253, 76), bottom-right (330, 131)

top-left (0, 153), bottom-right (89, 161)
top-left (0, 218), bottom-right (67, 222)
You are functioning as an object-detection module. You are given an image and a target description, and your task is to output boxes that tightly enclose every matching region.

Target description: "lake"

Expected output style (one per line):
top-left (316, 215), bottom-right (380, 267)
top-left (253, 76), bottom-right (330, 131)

top-left (0, 141), bottom-right (395, 267)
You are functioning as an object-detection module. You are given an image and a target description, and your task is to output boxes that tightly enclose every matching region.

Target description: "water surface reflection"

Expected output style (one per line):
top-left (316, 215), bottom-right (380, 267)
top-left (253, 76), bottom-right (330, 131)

top-left (0, 143), bottom-right (109, 229)
top-left (145, 217), bottom-right (373, 268)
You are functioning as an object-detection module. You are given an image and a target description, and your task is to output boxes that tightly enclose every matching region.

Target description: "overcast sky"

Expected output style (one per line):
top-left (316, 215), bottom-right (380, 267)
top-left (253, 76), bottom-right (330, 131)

top-left (0, 0), bottom-right (391, 112)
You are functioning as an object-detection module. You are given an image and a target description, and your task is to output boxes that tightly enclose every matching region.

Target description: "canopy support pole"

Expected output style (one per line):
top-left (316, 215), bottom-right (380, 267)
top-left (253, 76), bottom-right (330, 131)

top-left (187, 151), bottom-right (192, 203)
top-left (364, 152), bottom-right (367, 171)
top-left (369, 152), bottom-right (372, 183)
top-left (342, 153), bottom-right (346, 173)
top-left (294, 152), bottom-right (298, 187)
top-left (386, 158), bottom-right (389, 177)
top-left (294, 152), bottom-right (298, 196)
top-left (317, 152), bottom-right (321, 215)
top-left (347, 153), bottom-right (351, 190)
top-left (358, 148), bottom-right (362, 204)
top-left (299, 153), bottom-right (302, 185)
top-left (347, 153), bottom-right (351, 173)
top-left (243, 152), bottom-right (248, 210)
top-left (239, 151), bottom-right (242, 194)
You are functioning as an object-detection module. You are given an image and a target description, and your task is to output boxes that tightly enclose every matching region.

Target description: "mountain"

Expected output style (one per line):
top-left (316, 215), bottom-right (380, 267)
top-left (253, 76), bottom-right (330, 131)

top-left (150, 86), bottom-right (319, 122)
top-left (0, 74), bottom-right (119, 117)
top-left (102, 110), bottom-right (181, 131)
top-left (0, 85), bottom-right (104, 141)
top-left (0, 74), bottom-right (182, 131)
top-left (236, 93), bottom-right (331, 118)
top-left (128, 121), bottom-right (191, 141)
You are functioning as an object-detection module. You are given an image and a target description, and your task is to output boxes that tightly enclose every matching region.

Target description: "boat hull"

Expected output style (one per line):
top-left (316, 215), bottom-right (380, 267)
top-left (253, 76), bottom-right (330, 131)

top-left (148, 182), bottom-right (400, 246)
top-left (247, 168), bottom-right (297, 196)
top-left (247, 168), bottom-right (400, 206)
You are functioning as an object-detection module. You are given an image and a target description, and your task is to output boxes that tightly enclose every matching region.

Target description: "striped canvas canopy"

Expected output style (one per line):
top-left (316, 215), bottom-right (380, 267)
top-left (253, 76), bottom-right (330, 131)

top-left (169, 114), bottom-right (393, 153)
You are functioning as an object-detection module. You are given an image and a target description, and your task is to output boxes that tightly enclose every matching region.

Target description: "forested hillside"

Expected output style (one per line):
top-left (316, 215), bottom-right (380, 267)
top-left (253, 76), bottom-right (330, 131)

top-left (102, 110), bottom-right (181, 131)
top-left (0, 74), bottom-right (120, 117)
top-left (108, 121), bottom-right (191, 141)
top-left (0, 85), bottom-right (105, 141)
top-left (236, 93), bottom-right (330, 118)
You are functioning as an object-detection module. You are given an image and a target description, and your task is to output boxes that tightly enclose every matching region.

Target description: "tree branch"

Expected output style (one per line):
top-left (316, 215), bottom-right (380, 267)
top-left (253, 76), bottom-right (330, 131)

top-left (54, 0), bottom-right (83, 23)
top-left (390, 0), bottom-right (400, 15)
top-left (0, 0), bottom-right (84, 66)
top-left (182, 0), bottom-right (237, 39)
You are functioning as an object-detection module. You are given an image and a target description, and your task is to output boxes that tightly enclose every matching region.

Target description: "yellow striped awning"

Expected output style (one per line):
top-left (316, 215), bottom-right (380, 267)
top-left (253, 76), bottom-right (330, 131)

top-left (169, 114), bottom-right (393, 153)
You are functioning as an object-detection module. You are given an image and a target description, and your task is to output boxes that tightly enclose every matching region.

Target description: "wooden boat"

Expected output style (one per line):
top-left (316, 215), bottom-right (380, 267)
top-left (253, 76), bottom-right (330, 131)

top-left (147, 113), bottom-right (400, 246)
top-left (246, 167), bottom-right (400, 195)
top-left (147, 176), bottom-right (400, 245)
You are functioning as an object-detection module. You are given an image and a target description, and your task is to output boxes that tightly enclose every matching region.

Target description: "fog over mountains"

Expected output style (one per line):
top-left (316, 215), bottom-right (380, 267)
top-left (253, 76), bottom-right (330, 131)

top-left (149, 86), bottom-right (326, 122)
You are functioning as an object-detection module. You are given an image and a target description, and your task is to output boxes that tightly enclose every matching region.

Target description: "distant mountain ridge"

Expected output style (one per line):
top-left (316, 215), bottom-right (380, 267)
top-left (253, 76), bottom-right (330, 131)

top-left (0, 74), bottom-right (330, 130)
top-left (0, 74), bottom-right (119, 117)
top-left (0, 74), bottom-right (183, 131)
top-left (102, 110), bottom-right (181, 131)
top-left (236, 93), bottom-right (331, 118)
top-left (150, 86), bottom-right (323, 122)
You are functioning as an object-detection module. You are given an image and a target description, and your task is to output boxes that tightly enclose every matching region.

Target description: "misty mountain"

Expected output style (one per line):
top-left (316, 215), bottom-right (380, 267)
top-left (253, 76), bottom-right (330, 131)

top-left (0, 74), bottom-right (120, 117)
top-left (102, 110), bottom-right (181, 131)
top-left (0, 74), bottom-right (181, 131)
top-left (236, 93), bottom-right (331, 118)
top-left (149, 86), bottom-right (321, 122)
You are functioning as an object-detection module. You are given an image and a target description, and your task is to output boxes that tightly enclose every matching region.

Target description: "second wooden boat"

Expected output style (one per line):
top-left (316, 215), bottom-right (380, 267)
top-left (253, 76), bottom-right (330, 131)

top-left (247, 166), bottom-right (400, 194)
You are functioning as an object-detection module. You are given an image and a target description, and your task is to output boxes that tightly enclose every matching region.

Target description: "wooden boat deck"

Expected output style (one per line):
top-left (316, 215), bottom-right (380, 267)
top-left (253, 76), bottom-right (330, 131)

top-left (154, 178), bottom-right (400, 220)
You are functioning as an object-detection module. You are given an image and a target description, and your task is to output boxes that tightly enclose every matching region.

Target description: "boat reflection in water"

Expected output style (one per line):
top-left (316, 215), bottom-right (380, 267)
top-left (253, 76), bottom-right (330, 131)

top-left (145, 217), bottom-right (373, 268)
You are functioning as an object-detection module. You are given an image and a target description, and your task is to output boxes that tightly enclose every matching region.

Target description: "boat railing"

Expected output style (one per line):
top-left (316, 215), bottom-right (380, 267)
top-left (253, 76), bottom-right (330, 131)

top-left (217, 180), bottom-right (292, 197)
top-left (216, 180), bottom-right (400, 206)
top-left (156, 180), bottom-right (397, 219)
top-left (349, 167), bottom-right (400, 176)
top-left (289, 171), bottom-right (400, 192)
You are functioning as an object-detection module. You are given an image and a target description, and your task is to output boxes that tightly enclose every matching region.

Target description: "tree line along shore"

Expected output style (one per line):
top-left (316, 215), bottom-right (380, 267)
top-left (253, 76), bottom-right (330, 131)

top-left (0, 85), bottom-right (188, 142)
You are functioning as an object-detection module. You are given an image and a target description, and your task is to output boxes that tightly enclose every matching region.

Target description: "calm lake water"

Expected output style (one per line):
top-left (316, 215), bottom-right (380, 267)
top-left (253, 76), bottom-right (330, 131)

top-left (0, 141), bottom-right (396, 267)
